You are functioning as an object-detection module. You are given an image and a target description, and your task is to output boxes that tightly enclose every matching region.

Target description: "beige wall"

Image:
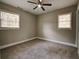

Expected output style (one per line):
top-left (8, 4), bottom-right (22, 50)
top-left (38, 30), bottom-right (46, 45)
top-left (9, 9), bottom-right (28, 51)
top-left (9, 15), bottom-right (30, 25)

top-left (78, 4), bottom-right (79, 10)
top-left (78, 1), bottom-right (79, 10)
top-left (37, 5), bottom-right (77, 44)
top-left (77, 1), bottom-right (79, 56)
top-left (0, 50), bottom-right (1, 59)
top-left (0, 2), bottom-right (37, 46)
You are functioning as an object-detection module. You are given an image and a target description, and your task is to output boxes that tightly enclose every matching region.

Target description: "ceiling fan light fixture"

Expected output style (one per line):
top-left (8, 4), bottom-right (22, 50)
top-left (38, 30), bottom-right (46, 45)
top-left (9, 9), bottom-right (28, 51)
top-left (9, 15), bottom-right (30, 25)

top-left (40, 0), bottom-right (42, 2)
top-left (27, 0), bottom-right (52, 11)
top-left (38, 4), bottom-right (41, 8)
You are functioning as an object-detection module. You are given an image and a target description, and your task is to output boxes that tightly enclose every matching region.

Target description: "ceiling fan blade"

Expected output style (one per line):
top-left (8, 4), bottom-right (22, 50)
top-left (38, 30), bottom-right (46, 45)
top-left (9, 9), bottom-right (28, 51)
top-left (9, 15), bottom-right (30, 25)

top-left (38, 0), bottom-right (41, 4)
top-left (39, 0), bottom-right (42, 2)
top-left (27, 1), bottom-right (37, 4)
top-left (43, 4), bottom-right (52, 6)
top-left (41, 7), bottom-right (45, 11)
top-left (33, 6), bottom-right (38, 10)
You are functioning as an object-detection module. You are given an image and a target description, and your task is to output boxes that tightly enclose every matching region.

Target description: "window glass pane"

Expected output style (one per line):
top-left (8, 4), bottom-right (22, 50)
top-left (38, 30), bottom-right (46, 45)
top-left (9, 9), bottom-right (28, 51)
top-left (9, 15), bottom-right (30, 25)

top-left (59, 22), bottom-right (71, 28)
top-left (58, 13), bottom-right (71, 28)
top-left (59, 14), bottom-right (71, 21)
top-left (1, 11), bottom-right (19, 28)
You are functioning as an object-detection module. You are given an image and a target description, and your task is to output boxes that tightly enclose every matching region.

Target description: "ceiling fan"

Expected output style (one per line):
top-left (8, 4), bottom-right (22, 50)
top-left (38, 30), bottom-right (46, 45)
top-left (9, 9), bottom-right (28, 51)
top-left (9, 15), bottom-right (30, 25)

top-left (27, 0), bottom-right (52, 11)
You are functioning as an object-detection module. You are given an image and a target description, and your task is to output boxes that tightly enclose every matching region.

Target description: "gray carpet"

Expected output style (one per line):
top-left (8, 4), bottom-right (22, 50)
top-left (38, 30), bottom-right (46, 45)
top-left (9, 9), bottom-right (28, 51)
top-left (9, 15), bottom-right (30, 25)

top-left (1, 39), bottom-right (78, 59)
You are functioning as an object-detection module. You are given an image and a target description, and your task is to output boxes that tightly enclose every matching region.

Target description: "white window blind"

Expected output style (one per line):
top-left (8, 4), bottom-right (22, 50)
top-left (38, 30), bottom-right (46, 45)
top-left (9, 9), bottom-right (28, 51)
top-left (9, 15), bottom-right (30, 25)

top-left (58, 13), bottom-right (72, 29)
top-left (0, 11), bottom-right (20, 28)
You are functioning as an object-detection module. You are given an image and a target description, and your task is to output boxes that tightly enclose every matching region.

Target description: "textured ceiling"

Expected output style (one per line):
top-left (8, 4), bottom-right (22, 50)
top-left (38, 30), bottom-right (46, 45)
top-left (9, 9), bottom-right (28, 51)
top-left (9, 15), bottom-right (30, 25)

top-left (0, 0), bottom-right (78, 15)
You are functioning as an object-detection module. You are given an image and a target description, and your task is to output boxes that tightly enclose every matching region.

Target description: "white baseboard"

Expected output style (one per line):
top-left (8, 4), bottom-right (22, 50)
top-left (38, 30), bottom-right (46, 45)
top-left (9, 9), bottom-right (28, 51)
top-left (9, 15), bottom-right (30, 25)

top-left (0, 37), bottom-right (77, 49)
top-left (37, 37), bottom-right (77, 48)
top-left (0, 37), bottom-right (37, 49)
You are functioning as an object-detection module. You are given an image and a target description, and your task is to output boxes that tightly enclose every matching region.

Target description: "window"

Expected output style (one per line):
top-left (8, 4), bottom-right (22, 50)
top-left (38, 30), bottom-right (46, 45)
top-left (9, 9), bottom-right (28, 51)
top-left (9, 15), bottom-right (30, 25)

top-left (58, 13), bottom-right (72, 29)
top-left (0, 11), bottom-right (20, 28)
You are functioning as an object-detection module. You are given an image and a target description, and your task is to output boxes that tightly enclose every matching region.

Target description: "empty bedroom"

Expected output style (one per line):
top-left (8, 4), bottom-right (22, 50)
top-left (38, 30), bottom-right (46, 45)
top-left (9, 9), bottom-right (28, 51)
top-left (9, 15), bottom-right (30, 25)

top-left (0, 0), bottom-right (79, 59)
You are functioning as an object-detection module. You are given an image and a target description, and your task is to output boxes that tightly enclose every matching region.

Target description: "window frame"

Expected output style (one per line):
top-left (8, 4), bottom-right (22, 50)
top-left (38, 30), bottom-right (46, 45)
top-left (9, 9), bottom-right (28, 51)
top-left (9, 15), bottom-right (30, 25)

top-left (58, 12), bottom-right (72, 30)
top-left (0, 9), bottom-right (20, 30)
